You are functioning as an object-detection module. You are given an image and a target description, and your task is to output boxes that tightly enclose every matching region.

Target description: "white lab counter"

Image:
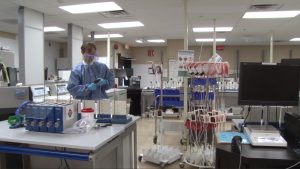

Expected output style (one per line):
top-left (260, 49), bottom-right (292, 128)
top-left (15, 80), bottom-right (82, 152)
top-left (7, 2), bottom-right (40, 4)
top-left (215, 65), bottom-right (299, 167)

top-left (0, 116), bottom-right (139, 169)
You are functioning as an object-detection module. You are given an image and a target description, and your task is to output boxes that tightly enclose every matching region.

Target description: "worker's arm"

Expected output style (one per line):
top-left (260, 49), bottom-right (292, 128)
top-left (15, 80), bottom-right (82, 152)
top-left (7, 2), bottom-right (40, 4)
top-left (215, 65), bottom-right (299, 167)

top-left (101, 65), bottom-right (115, 90)
top-left (67, 71), bottom-right (90, 99)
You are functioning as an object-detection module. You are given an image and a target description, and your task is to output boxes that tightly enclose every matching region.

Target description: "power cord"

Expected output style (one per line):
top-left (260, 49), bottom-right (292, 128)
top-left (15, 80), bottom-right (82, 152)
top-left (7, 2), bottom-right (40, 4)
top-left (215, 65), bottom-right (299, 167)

top-left (286, 161), bottom-right (300, 169)
top-left (232, 136), bottom-right (243, 169)
top-left (238, 146), bottom-right (242, 169)
top-left (276, 106), bottom-right (278, 122)
top-left (241, 106), bottom-right (251, 132)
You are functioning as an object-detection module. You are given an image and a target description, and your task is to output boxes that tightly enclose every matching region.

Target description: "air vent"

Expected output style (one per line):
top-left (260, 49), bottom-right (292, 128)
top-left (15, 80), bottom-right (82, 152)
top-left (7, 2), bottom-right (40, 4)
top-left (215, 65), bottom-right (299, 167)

top-left (0, 19), bottom-right (17, 25)
top-left (249, 4), bottom-right (282, 11)
top-left (99, 10), bottom-right (130, 18)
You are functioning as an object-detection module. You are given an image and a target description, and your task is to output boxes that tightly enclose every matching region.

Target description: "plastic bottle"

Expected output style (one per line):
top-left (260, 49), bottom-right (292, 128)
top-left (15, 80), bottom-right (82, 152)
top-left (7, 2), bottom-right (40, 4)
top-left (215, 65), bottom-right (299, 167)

top-left (81, 108), bottom-right (95, 121)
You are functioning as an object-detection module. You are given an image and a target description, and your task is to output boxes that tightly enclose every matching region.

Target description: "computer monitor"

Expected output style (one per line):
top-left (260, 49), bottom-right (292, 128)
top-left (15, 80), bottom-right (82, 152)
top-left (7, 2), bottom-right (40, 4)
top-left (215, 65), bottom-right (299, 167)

top-left (281, 58), bottom-right (300, 65)
top-left (238, 62), bottom-right (300, 106)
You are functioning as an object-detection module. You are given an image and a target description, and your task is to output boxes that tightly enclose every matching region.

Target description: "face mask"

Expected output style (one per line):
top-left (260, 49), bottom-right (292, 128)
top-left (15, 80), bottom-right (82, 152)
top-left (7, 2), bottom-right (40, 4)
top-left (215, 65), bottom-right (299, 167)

top-left (83, 53), bottom-right (95, 64)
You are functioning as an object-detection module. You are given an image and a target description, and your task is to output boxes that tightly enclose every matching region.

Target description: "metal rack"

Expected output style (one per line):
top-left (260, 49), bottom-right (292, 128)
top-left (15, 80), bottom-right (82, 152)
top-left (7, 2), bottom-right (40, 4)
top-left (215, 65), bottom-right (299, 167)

top-left (179, 62), bottom-right (229, 169)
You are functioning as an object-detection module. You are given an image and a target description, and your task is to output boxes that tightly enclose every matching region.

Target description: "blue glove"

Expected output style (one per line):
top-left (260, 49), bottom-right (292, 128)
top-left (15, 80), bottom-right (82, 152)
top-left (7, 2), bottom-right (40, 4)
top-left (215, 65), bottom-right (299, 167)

top-left (87, 83), bottom-right (97, 91)
top-left (96, 78), bottom-right (108, 87)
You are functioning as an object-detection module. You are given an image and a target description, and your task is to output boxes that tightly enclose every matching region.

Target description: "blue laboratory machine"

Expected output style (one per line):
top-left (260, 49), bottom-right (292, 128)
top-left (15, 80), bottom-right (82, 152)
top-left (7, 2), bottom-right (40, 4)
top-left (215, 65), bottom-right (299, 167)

top-left (23, 102), bottom-right (77, 133)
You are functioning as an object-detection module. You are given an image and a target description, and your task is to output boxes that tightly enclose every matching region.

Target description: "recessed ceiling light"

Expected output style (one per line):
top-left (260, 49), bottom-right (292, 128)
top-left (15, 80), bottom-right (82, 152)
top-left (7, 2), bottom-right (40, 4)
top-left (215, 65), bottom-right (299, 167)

top-left (147, 39), bottom-right (165, 43)
top-left (59, 2), bottom-right (122, 14)
top-left (88, 34), bottom-right (123, 39)
top-left (290, 38), bottom-right (300, 41)
top-left (243, 11), bottom-right (300, 19)
top-left (135, 40), bottom-right (144, 43)
top-left (98, 21), bottom-right (144, 29)
top-left (195, 38), bottom-right (226, 42)
top-left (193, 27), bottom-right (233, 32)
top-left (44, 26), bottom-right (65, 32)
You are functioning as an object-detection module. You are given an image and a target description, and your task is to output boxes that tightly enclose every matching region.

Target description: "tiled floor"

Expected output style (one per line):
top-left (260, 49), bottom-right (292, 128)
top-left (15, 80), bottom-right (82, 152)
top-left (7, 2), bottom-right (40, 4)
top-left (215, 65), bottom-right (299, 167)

top-left (136, 117), bottom-right (232, 169)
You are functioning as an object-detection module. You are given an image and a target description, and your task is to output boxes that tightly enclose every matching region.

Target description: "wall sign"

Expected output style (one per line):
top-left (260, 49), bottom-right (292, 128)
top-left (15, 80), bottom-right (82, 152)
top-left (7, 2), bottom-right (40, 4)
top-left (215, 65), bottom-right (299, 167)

top-left (217, 45), bottom-right (225, 51)
top-left (147, 49), bottom-right (155, 57)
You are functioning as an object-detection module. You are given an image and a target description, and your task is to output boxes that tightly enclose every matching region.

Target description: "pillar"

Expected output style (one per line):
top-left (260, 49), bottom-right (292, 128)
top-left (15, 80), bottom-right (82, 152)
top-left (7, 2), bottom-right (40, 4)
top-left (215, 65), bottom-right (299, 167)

top-left (18, 6), bottom-right (44, 85)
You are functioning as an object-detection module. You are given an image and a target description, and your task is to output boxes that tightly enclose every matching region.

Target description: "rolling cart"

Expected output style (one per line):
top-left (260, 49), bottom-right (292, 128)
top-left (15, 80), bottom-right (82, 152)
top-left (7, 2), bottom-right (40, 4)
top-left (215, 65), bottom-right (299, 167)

top-left (138, 88), bottom-right (183, 168)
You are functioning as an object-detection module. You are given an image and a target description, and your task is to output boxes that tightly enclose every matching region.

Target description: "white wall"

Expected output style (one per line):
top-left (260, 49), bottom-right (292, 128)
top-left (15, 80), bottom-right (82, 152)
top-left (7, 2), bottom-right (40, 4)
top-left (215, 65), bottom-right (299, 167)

top-left (44, 41), bottom-right (60, 77)
top-left (0, 34), bottom-right (62, 78)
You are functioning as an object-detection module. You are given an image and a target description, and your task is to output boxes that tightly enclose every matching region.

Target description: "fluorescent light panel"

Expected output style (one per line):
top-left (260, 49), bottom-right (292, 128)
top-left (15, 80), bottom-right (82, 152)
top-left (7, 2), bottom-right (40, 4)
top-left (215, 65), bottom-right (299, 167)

top-left (290, 38), bottom-right (300, 41)
top-left (98, 21), bottom-right (144, 29)
top-left (193, 27), bottom-right (233, 32)
top-left (44, 26), bottom-right (65, 32)
top-left (195, 38), bottom-right (226, 42)
top-left (59, 2), bottom-right (122, 14)
top-left (88, 34), bottom-right (123, 39)
top-left (243, 11), bottom-right (300, 19)
top-left (135, 40), bottom-right (144, 43)
top-left (147, 39), bottom-right (165, 43)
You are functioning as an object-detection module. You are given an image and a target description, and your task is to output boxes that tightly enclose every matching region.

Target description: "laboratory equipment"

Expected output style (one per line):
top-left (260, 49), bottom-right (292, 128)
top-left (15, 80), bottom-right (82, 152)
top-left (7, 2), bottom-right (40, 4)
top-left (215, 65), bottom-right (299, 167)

top-left (24, 102), bottom-right (77, 133)
top-left (30, 85), bottom-right (49, 103)
top-left (244, 125), bottom-right (287, 147)
top-left (0, 86), bottom-right (30, 120)
top-left (238, 62), bottom-right (300, 147)
top-left (74, 99), bottom-right (132, 124)
top-left (43, 82), bottom-right (72, 103)
top-left (49, 83), bottom-right (68, 95)
top-left (179, 62), bottom-right (229, 169)
top-left (130, 76), bottom-right (141, 88)
top-left (58, 70), bottom-right (71, 81)
top-left (106, 88), bottom-right (127, 100)
top-left (141, 89), bottom-right (155, 117)
top-left (113, 69), bottom-right (127, 87)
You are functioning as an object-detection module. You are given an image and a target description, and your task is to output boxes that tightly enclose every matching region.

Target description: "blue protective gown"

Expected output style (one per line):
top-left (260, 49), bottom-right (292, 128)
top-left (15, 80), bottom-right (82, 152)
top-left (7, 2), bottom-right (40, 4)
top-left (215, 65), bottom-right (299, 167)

top-left (67, 61), bottom-right (115, 100)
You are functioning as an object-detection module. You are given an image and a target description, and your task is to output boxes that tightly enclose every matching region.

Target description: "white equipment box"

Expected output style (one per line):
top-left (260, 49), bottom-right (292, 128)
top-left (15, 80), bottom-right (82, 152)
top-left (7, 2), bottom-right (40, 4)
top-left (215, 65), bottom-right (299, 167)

top-left (244, 125), bottom-right (287, 147)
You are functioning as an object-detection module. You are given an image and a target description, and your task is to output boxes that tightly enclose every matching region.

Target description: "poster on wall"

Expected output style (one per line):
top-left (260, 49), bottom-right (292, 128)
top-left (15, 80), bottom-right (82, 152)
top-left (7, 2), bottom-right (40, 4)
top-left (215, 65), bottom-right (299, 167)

top-left (169, 60), bottom-right (179, 80)
top-left (147, 62), bottom-right (163, 75)
top-left (178, 50), bottom-right (194, 76)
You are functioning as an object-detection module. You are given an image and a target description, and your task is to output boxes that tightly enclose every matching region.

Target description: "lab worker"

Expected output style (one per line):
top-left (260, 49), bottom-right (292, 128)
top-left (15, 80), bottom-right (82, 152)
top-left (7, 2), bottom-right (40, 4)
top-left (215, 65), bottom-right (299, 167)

top-left (67, 43), bottom-right (114, 100)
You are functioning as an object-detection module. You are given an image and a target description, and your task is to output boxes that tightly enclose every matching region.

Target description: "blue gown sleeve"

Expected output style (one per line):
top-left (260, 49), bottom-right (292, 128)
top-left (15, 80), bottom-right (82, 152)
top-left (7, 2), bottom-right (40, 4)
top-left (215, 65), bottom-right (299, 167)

top-left (67, 69), bottom-right (89, 99)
